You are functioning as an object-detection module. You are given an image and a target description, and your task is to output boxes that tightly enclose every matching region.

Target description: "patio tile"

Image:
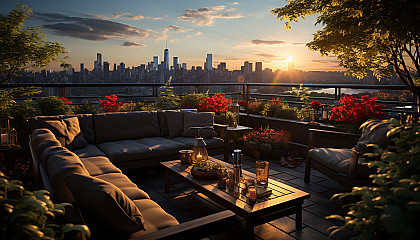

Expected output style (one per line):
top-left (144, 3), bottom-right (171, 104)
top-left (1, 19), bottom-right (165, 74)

top-left (269, 216), bottom-right (307, 233)
top-left (254, 223), bottom-right (296, 240)
top-left (290, 226), bottom-right (331, 240)
top-left (270, 172), bottom-right (299, 181)
top-left (287, 178), bottom-right (330, 193)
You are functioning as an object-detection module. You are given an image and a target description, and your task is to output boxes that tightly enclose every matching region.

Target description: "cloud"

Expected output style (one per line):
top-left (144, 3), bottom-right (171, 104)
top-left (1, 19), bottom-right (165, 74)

top-left (194, 31), bottom-right (202, 35)
top-left (232, 2), bottom-right (240, 4)
top-left (121, 41), bottom-right (146, 47)
top-left (256, 53), bottom-right (278, 58)
top-left (250, 39), bottom-right (287, 45)
top-left (164, 25), bottom-right (191, 33)
top-left (291, 42), bottom-right (306, 46)
top-left (178, 5), bottom-right (243, 26)
top-left (89, 12), bottom-right (145, 20)
top-left (35, 12), bottom-right (151, 41)
top-left (312, 59), bottom-right (338, 64)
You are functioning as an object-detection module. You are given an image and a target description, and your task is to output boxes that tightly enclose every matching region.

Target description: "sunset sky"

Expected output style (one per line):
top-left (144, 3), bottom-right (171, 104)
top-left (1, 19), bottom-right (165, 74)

top-left (1, 0), bottom-right (344, 72)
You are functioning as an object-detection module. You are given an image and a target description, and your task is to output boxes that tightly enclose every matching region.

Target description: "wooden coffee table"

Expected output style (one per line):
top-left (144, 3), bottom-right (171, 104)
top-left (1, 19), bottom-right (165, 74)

top-left (161, 157), bottom-right (310, 238)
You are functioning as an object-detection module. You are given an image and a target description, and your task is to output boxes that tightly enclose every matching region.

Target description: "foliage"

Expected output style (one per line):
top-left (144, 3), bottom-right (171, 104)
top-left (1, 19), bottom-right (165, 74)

top-left (198, 93), bottom-right (231, 113)
top-left (274, 108), bottom-right (299, 120)
top-left (247, 100), bottom-right (265, 115)
top-left (328, 119), bottom-right (420, 240)
top-left (330, 95), bottom-right (386, 124)
top-left (118, 101), bottom-right (154, 112)
top-left (0, 171), bottom-right (90, 240)
top-left (35, 97), bottom-right (73, 116)
top-left (0, 4), bottom-right (68, 84)
top-left (242, 126), bottom-right (290, 150)
top-left (8, 100), bottom-right (40, 133)
top-left (73, 103), bottom-right (99, 114)
top-left (0, 87), bottom-right (41, 113)
top-left (58, 97), bottom-right (71, 105)
top-left (311, 101), bottom-right (322, 110)
top-left (155, 77), bottom-right (180, 110)
top-left (99, 95), bottom-right (124, 112)
top-left (179, 93), bottom-right (206, 109)
top-left (271, 0), bottom-right (420, 101)
top-left (292, 85), bottom-right (311, 119)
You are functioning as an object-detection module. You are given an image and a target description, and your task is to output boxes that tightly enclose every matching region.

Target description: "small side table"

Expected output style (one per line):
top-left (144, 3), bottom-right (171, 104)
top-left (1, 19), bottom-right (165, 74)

top-left (223, 125), bottom-right (253, 162)
top-left (0, 145), bottom-right (25, 176)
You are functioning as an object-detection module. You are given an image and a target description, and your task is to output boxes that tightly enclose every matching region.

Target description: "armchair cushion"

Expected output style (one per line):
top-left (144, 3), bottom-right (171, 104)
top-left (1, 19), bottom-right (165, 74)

top-left (354, 119), bottom-right (390, 153)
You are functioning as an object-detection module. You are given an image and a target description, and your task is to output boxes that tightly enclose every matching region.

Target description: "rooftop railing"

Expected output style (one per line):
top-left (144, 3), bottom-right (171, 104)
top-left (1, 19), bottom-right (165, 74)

top-left (1, 82), bottom-right (415, 115)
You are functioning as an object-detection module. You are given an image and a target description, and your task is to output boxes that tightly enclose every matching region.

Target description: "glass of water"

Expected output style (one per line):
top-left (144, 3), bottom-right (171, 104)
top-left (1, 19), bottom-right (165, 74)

top-left (256, 160), bottom-right (269, 188)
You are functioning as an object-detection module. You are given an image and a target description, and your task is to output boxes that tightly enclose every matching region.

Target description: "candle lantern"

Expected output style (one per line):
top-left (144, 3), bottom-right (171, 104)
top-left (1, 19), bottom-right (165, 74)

top-left (1, 115), bottom-right (14, 147)
top-left (192, 137), bottom-right (208, 164)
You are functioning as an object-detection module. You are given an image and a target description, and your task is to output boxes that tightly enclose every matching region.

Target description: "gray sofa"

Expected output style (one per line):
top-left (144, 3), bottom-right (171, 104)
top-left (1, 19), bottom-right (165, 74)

top-left (29, 110), bottom-right (232, 239)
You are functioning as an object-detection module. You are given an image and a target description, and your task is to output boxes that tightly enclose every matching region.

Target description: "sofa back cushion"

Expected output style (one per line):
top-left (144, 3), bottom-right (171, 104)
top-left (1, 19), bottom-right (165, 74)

top-left (354, 119), bottom-right (390, 153)
top-left (65, 173), bottom-right (145, 235)
top-left (30, 114), bottom-right (95, 144)
top-left (94, 111), bottom-right (160, 143)
top-left (34, 117), bottom-right (88, 150)
top-left (182, 112), bottom-right (217, 138)
top-left (44, 146), bottom-right (89, 203)
top-left (157, 111), bottom-right (169, 137)
top-left (164, 109), bottom-right (198, 138)
top-left (31, 128), bottom-right (62, 162)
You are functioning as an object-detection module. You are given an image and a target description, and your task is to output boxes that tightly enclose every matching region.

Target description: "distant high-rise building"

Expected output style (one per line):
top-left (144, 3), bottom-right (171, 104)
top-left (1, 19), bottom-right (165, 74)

top-left (182, 63), bottom-right (187, 70)
top-left (173, 57), bottom-right (179, 70)
top-left (119, 62), bottom-right (125, 74)
top-left (205, 54), bottom-right (213, 71)
top-left (153, 56), bottom-right (159, 70)
top-left (80, 63), bottom-right (84, 72)
top-left (243, 61), bottom-right (249, 73)
top-left (103, 61), bottom-right (109, 74)
top-left (113, 63), bottom-right (117, 72)
top-left (255, 62), bottom-right (262, 72)
top-left (164, 42), bottom-right (169, 70)
top-left (288, 60), bottom-right (294, 72)
top-left (249, 63), bottom-right (253, 73)
top-left (94, 61), bottom-right (98, 71)
top-left (220, 62), bottom-right (227, 71)
top-left (97, 53), bottom-right (102, 71)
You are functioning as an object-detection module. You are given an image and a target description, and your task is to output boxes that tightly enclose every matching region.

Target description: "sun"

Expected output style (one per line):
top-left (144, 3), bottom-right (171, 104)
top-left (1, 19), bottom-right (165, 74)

top-left (286, 56), bottom-right (293, 62)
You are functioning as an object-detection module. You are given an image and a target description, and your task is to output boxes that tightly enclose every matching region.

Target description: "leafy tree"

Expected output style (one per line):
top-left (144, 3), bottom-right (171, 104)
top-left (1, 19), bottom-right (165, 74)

top-left (272, 0), bottom-right (420, 104)
top-left (155, 77), bottom-right (180, 110)
top-left (0, 4), bottom-right (68, 84)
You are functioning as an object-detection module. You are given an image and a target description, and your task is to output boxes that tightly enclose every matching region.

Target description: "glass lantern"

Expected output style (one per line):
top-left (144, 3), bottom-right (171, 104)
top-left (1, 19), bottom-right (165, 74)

top-left (228, 101), bottom-right (240, 126)
top-left (192, 137), bottom-right (208, 164)
top-left (1, 115), bottom-right (13, 147)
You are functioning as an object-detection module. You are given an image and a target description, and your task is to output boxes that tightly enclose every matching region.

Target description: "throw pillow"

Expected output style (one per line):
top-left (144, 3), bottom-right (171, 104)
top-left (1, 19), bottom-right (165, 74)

top-left (65, 173), bottom-right (145, 234)
top-left (182, 111), bottom-right (217, 138)
top-left (165, 110), bottom-right (184, 137)
top-left (354, 119), bottom-right (390, 154)
top-left (37, 117), bottom-right (88, 150)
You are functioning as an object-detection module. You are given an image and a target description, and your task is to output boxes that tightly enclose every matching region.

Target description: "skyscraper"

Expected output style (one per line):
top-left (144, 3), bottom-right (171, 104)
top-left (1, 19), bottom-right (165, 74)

top-left (220, 62), bottom-right (227, 71)
top-left (173, 57), bottom-right (179, 70)
top-left (288, 60), bottom-right (294, 72)
top-left (97, 53), bottom-right (102, 71)
top-left (153, 56), bottom-right (159, 70)
top-left (164, 42), bottom-right (169, 70)
top-left (205, 54), bottom-right (213, 71)
top-left (103, 61), bottom-right (109, 74)
top-left (243, 61), bottom-right (249, 73)
top-left (182, 63), bottom-right (187, 70)
top-left (255, 62), bottom-right (263, 72)
top-left (80, 63), bottom-right (84, 72)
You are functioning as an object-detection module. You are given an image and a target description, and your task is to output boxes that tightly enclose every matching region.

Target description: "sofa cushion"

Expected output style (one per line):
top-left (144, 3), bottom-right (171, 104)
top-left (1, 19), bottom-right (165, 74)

top-left (354, 119), bottom-right (390, 154)
top-left (308, 148), bottom-right (372, 176)
top-left (134, 137), bottom-right (186, 157)
top-left (182, 111), bottom-right (217, 138)
top-left (130, 199), bottom-right (179, 238)
top-left (44, 146), bottom-right (89, 203)
top-left (72, 144), bottom-right (107, 158)
top-left (171, 137), bottom-right (224, 150)
top-left (36, 117), bottom-right (88, 150)
top-left (94, 112), bottom-right (160, 143)
top-left (65, 173), bottom-right (145, 235)
top-left (31, 128), bottom-right (61, 161)
top-left (157, 111), bottom-right (169, 137)
top-left (164, 110), bottom-right (184, 137)
top-left (95, 172), bottom-right (150, 200)
top-left (80, 156), bottom-right (122, 176)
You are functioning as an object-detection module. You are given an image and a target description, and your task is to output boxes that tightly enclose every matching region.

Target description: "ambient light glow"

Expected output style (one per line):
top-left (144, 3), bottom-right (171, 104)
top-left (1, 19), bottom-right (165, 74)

top-left (287, 56), bottom-right (294, 62)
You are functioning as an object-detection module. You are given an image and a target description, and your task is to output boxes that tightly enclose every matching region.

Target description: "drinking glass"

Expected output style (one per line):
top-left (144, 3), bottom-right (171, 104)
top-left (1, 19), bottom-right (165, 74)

top-left (256, 160), bottom-right (269, 188)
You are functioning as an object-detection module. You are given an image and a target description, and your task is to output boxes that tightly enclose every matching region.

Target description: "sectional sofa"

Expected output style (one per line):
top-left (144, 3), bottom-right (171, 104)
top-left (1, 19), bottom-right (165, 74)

top-left (29, 110), bottom-right (233, 239)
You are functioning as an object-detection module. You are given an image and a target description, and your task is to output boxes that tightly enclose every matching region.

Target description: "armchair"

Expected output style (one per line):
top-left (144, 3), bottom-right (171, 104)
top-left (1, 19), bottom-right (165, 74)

top-left (304, 120), bottom-right (390, 191)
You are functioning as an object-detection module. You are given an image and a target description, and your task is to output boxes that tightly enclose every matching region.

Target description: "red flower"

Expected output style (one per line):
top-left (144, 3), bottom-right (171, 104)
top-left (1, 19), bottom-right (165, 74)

top-left (311, 101), bottom-right (322, 110)
top-left (329, 95), bottom-right (386, 123)
top-left (242, 125), bottom-right (290, 147)
top-left (238, 100), bottom-right (247, 107)
top-left (58, 97), bottom-right (72, 105)
top-left (198, 93), bottom-right (231, 113)
top-left (99, 94), bottom-right (124, 112)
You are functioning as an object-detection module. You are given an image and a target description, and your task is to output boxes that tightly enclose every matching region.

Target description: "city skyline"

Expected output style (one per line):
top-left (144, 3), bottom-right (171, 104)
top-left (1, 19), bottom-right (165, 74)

top-left (1, 0), bottom-right (344, 72)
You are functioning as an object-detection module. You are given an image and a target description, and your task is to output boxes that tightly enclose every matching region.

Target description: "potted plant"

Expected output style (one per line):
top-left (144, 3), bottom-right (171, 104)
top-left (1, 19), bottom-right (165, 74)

top-left (0, 171), bottom-right (90, 239)
top-left (198, 93), bottom-right (231, 123)
top-left (241, 126), bottom-right (290, 159)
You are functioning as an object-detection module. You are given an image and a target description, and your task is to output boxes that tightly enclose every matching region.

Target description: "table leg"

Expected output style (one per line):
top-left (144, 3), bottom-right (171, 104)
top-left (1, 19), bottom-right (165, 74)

top-left (245, 219), bottom-right (254, 240)
top-left (295, 203), bottom-right (303, 229)
top-left (164, 168), bottom-right (170, 193)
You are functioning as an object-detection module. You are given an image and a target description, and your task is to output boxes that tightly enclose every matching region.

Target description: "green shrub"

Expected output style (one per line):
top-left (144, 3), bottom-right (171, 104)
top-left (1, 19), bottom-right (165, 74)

top-left (179, 93), bottom-right (206, 109)
top-left (8, 100), bottom-right (40, 133)
top-left (35, 97), bottom-right (73, 116)
top-left (274, 108), bottom-right (299, 120)
top-left (119, 101), bottom-right (154, 112)
top-left (328, 119), bottom-right (420, 240)
top-left (155, 77), bottom-right (180, 110)
top-left (74, 102), bottom-right (100, 114)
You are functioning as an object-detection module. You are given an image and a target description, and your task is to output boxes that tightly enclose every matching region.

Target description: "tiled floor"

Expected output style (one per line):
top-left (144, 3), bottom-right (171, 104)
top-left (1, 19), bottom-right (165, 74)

top-left (127, 155), bottom-right (354, 240)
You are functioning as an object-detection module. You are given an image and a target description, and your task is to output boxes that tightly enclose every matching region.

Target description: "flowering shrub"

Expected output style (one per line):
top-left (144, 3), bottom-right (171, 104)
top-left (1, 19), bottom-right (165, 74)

top-left (198, 93), bottom-right (231, 113)
top-left (330, 95), bottom-right (386, 123)
top-left (238, 100), bottom-right (247, 107)
top-left (242, 126), bottom-right (290, 149)
top-left (58, 97), bottom-right (72, 105)
top-left (311, 100), bottom-right (322, 110)
top-left (99, 95), bottom-right (124, 112)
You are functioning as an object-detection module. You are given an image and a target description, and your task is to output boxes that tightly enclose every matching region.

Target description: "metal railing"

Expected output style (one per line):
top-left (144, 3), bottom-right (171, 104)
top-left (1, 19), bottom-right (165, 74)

top-left (1, 82), bottom-right (415, 114)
